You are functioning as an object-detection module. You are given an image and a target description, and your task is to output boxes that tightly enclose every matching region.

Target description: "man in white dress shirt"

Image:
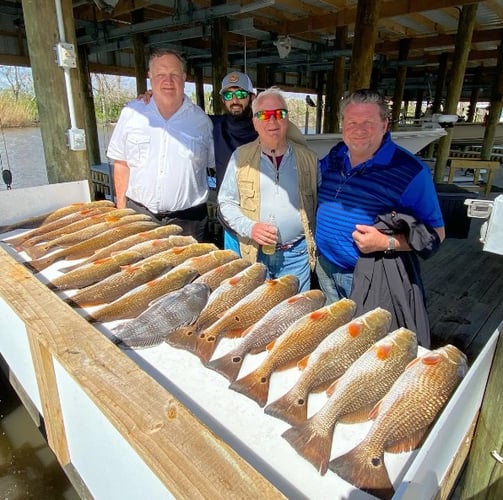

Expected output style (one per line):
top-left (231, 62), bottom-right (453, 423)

top-left (107, 49), bottom-right (214, 241)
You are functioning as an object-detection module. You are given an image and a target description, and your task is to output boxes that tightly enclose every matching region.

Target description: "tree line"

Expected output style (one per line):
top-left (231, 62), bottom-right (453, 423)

top-left (0, 65), bottom-right (317, 131)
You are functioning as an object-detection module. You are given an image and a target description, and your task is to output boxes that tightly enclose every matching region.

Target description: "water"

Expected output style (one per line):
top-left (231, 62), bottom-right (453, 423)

top-left (0, 128), bottom-right (48, 192)
top-left (0, 372), bottom-right (80, 499)
top-left (0, 126), bottom-right (112, 193)
top-left (0, 127), bottom-right (81, 497)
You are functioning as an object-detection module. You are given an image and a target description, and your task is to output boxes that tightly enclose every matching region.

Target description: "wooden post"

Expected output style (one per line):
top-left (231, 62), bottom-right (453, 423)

top-left (21, 0), bottom-right (90, 186)
top-left (323, 68), bottom-right (336, 134)
top-left (77, 45), bottom-right (101, 167)
top-left (349, 0), bottom-right (383, 92)
top-left (432, 53), bottom-right (449, 114)
top-left (132, 9), bottom-right (147, 97)
top-left (481, 37), bottom-right (503, 161)
top-left (194, 66), bottom-right (206, 111)
top-left (425, 54), bottom-right (449, 158)
top-left (323, 26), bottom-right (347, 133)
top-left (211, 8), bottom-right (228, 116)
top-left (316, 71), bottom-right (323, 134)
top-left (414, 88), bottom-right (424, 120)
top-left (459, 322), bottom-right (503, 499)
top-left (434, 3), bottom-right (478, 184)
top-left (391, 38), bottom-right (411, 131)
top-left (467, 67), bottom-right (482, 123)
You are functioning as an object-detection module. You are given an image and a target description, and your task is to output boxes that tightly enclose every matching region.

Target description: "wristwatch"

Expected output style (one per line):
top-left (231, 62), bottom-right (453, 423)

top-left (384, 235), bottom-right (395, 254)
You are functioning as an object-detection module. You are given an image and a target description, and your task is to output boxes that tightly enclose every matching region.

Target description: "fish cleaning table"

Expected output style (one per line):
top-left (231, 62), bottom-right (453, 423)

top-left (0, 181), bottom-right (499, 500)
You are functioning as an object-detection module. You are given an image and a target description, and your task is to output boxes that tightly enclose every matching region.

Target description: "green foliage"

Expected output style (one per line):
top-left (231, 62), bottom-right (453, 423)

top-left (0, 91), bottom-right (38, 127)
top-left (92, 73), bottom-right (136, 123)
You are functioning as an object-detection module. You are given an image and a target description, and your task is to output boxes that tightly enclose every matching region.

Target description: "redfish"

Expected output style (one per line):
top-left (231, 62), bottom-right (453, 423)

top-left (49, 251), bottom-right (144, 290)
top-left (59, 234), bottom-right (195, 274)
top-left (59, 225), bottom-right (185, 271)
top-left (138, 242), bottom-right (218, 268)
top-left (192, 258), bottom-right (251, 292)
top-left (264, 307), bottom-right (392, 426)
top-left (176, 249), bottom-right (239, 276)
top-left (27, 220), bottom-right (159, 272)
top-left (194, 274), bottom-right (299, 364)
top-left (282, 328), bottom-right (418, 475)
top-left (166, 263), bottom-right (267, 352)
top-left (0, 200), bottom-right (115, 234)
top-left (22, 208), bottom-right (137, 255)
top-left (229, 298), bottom-right (356, 408)
top-left (328, 344), bottom-right (467, 499)
top-left (207, 289), bottom-right (326, 382)
top-left (88, 266), bottom-right (199, 323)
top-left (68, 258), bottom-right (174, 307)
top-left (3, 206), bottom-right (117, 247)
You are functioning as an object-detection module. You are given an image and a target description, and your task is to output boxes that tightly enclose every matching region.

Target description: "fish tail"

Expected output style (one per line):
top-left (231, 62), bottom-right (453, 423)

top-left (229, 369), bottom-right (270, 407)
top-left (282, 419), bottom-right (334, 475)
top-left (3, 234), bottom-right (29, 247)
top-left (206, 352), bottom-right (244, 382)
top-left (194, 330), bottom-right (219, 364)
top-left (24, 243), bottom-right (51, 260)
top-left (58, 262), bottom-right (81, 273)
top-left (20, 235), bottom-right (44, 249)
top-left (68, 295), bottom-right (103, 308)
top-left (165, 326), bottom-right (199, 353)
top-left (87, 305), bottom-right (121, 324)
top-left (264, 389), bottom-right (308, 426)
top-left (328, 444), bottom-right (394, 498)
top-left (25, 254), bottom-right (57, 273)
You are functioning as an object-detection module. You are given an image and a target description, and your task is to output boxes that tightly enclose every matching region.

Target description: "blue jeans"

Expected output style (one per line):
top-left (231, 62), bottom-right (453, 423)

top-left (315, 253), bottom-right (353, 303)
top-left (224, 230), bottom-right (241, 256)
top-left (258, 238), bottom-right (310, 292)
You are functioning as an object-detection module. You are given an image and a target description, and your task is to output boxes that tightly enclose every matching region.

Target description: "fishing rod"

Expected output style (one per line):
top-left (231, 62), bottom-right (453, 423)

top-left (0, 115), bottom-right (12, 189)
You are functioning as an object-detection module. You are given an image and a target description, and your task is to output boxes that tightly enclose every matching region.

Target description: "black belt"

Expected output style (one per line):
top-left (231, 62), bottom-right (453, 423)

top-left (128, 198), bottom-right (207, 221)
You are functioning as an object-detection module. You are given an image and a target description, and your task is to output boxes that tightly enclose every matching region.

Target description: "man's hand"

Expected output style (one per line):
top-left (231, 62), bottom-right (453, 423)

top-left (352, 224), bottom-right (390, 254)
top-left (137, 89), bottom-right (153, 104)
top-left (251, 221), bottom-right (278, 246)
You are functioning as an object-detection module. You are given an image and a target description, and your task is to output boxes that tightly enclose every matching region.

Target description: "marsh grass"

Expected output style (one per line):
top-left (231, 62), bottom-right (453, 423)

top-left (0, 92), bottom-right (38, 127)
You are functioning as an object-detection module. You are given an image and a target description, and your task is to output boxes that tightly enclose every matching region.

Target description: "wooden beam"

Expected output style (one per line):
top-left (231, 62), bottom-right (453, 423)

top-left (481, 34), bottom-right (503, 160)
top-left (28, 331), bottom-right (71, 466)
top-left (281, 0), bottom-right (484, 35)
top-left (435, 3), bottom-right (479, 183)
top-left (391, 38), bottom-right (411, 131)
top-left (0, 247), bottom-right (286, 498)
top-left (349, 0), bottom-right (383, 92)
top-left (458, 322), bottom-right (503, 498)
top-left (21, 0), bottom-right (90, 186)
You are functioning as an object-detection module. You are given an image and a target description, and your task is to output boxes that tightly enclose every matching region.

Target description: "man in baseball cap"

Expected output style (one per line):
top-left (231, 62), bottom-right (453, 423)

top-left (212, 71), bottom-right (258, 253)
top-left (220, 71), bottom-right (255, 97)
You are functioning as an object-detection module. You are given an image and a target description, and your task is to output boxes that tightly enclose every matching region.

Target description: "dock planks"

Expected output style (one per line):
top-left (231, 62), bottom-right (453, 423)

top-left (423, 216), bottom-right (503, 363)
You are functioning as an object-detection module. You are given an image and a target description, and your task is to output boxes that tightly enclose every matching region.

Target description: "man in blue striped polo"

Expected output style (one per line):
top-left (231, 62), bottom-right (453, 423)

top-left (315, 89), bottom-right (445, 303)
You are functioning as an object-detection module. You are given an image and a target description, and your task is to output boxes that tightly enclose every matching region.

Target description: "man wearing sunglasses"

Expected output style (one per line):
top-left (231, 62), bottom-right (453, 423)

top-left (212, 72), bottom-right (258, 190)
top-left (211, 72), bottom-right (258, 253)
top-left (218, 87), bottom-right (318, 292)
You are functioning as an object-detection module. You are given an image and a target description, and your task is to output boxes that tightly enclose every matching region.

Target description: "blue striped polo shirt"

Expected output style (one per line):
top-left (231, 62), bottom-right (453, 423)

top-left (315, 132), bottom-right (444, 270)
